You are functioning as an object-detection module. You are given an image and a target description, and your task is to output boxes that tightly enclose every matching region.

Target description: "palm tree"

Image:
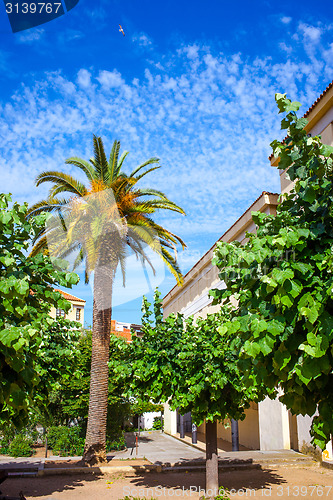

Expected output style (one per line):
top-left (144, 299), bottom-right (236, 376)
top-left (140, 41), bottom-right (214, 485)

top-left (28, 136), bottom-right (186, 464)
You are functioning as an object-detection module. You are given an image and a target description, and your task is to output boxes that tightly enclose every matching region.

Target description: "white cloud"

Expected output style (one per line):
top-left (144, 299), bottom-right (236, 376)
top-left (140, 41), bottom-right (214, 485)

top-left (281, 16), bottom-right (292, 25)
top-left (298, 22), bottom-right (322, 43)
top-left (132, 32), bottom-right (153, 48)
top-left (96, 69), bottom-right (125, 89)
top-left (279, 42), bottom-right (293, 54)
top-left (1, 26), bottom-right (332, 261)
top-left (17, 28), bottom-right (44, 44)
top-left (77, 69), bottom-right (92, 89)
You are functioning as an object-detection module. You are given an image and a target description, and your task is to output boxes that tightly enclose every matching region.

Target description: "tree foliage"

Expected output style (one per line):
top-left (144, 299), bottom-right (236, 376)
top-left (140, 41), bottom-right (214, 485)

top-left (129, 291), bottom-right (263, 425)
top-left (210, 93), bottom-right (333, 449)
top-left (0, 193), bottom-right (80, 426)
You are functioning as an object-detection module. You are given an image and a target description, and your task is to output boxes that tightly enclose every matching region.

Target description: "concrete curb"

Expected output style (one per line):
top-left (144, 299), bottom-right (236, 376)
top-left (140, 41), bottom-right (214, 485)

top-left (321, 460), bottom-right (333, 470)
top-left (38, 465), bottom-right (159, 476)
top-left (3, 457), bottom-right (319, 478)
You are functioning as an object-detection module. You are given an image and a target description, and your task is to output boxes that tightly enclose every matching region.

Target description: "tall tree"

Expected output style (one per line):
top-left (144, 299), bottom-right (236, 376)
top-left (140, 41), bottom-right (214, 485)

top-left (210, 93), bottom-right (333, 450)
top-left (0, 193), bottom-right (79, 427)
top-left (28, 136), bottom-right (186, 464)
top-left (129, 291), bottom-right (265, 496)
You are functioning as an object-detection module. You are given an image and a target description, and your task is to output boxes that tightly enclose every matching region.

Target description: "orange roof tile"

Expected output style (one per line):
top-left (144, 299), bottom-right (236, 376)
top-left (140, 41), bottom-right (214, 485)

top-left (304, 80), bottom-right (333, 117)
top-left (54, 289), bottom-right (86, 303)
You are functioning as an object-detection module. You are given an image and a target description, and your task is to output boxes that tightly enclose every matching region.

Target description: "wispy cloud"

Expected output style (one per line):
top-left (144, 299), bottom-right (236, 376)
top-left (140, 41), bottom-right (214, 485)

top-left (96, 69), bottom-right (125, 88)
top-left (132, 32), bottom-right (153, 49)
top-left (281, 16), bottom-right (292, 25)
top-left (298, 22), bottom-right (322, 43)
top-left (1, 21), bottom-right (332, 266)
top-left (17, 28), bottom-right (44, 44)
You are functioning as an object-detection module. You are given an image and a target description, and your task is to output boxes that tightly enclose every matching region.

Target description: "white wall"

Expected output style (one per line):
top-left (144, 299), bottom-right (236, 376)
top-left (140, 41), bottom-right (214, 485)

top-left (297, 414), bottom-right (313, 450)
top-left (258, 396), bottom-right (290, 450)
top-left (163, 405), bottom-right (177, 435)
top-left (140, 412), bottom-right (162, 430)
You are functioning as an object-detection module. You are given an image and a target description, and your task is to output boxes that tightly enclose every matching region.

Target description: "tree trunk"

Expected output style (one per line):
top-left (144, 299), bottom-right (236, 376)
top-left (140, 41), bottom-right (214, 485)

top-left (231, 419), bottom-right (239, 451)
top-left (205, 420), bottom-right (219, 498)
top-left (82, 264), bottom-right (114, 465)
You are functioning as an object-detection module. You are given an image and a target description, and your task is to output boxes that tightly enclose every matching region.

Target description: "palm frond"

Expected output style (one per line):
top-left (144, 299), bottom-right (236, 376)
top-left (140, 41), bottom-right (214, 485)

top-left (92, 135), bottom-right (109, 182)
top-left (27, 197), bottom-right (69, 218)
top-left (84, 266), bottom-right (90, 284)
top-left (129, 157), bottom-right (160, 178)
top-left (35, 171), bottom-right (87, 197)
top-left (160, 246), bottom-right (183, 285)
top-left (134, 198), bottom-right (186, 215)
top-left (72, 247), bottom-right (85, 270)
top-left (31, 137), bottom-right (186, 288)
top-left (126, 232), bottom-right (156, 275)
top-left (130, 188), bottom-right (169, 200)
top-left (108, 139), bottom-right (121, 182)
top-left (65, 157), bottom-right (96, 181)
top-left (115, 151), bottom-right (129, 177)
top-left (29, 235), bottom-right (48, 257)
top-left (134, 165), bottom-right (161, 183)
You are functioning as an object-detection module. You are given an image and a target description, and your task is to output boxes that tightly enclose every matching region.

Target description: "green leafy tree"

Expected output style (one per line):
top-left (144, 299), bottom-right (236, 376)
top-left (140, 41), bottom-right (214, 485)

top-left (0, 193), bottom-right (79, 427)
top-left (210, 93), bottom-right (333, 450)
top-left (59, 331), bottom-right (131, 440)
top-left (31, 317), bottom-right (82, 429)
top-left (28, 136), bottom-right (186, 464)
top-left (129, 291), bottom-right (264, 495)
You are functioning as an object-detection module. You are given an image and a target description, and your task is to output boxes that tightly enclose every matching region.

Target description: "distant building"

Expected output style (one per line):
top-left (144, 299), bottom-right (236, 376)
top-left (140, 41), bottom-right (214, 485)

top-left (49, 289), bottom-right (86, 326)
top-left (111, 319), bottom-right (143, 342)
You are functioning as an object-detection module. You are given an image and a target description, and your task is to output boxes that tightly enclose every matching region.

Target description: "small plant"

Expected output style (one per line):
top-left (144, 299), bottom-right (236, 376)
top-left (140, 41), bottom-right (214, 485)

top-left (106, 433), bottom-right (126, 451)
top-left (124, 425), bottom-right (139, 432)
top-left (8, 435), bottom-right (34, 457)
top-left (0, 425), bottom-right (16, 454)
top-left (215, 491), bottom-right (231, 500)
top-left (300, 442), bottom-right (322, 462)
top-left (152, 416), bottom-right (163, 430)
top-left (47, 426), bottom-right (84, 456)
top-left (202, 487), bottom-right (230, 500)
top-left (0, 438), bottom-right (10, 455)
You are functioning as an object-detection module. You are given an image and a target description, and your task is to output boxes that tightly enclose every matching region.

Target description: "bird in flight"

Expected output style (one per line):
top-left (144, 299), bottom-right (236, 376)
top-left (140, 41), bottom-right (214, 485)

top-left (119, 24), bottom-right (125, 36)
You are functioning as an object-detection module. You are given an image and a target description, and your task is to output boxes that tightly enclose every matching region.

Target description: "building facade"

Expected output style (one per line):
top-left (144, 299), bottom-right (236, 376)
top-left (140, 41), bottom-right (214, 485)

top-left (49, 289), bottom-right (86, 326)
top-left (111, 319), bottom-right (142, 342)
top-left (162, 81), bottom-right (333, 453)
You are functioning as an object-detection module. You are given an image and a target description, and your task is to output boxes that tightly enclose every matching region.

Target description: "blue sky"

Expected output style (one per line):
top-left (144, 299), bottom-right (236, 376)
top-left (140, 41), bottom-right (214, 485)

top-left (0, 0), bottom-right (332, 326)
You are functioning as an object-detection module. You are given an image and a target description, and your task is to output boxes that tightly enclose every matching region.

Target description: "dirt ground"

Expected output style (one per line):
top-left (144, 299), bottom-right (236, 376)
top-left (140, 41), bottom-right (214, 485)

top-left (1, 464), bottom-right (333, 499)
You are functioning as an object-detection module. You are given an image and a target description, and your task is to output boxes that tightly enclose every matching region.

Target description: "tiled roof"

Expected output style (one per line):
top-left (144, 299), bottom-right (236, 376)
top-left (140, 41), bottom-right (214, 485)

top-left (303, 80), bottom-right (333, 117)
top-left (269, 80), bottom-right (333, 160)
top-left (54, 289), bottom-right (86, 303)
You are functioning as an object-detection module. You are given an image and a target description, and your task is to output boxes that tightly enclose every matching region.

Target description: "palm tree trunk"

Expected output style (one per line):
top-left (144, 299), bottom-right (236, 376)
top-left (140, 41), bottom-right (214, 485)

top-left (82, 264), bottom-right (114, 465)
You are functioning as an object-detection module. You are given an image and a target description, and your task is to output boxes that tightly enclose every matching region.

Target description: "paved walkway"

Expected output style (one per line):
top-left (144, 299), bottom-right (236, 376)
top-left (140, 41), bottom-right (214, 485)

top-left (174, 431), bottom-right (250, 453)
top-left (0, 431), bottom-right (314, 471)
top-left (114, 431), bottom-right (206, 464)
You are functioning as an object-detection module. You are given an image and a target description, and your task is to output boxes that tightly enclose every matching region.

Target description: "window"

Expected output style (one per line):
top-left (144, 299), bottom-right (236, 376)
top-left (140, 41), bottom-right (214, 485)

top-left (76, 308), bottom-right (81, 321)
top-left (56, 309), bottom-right (65, 318)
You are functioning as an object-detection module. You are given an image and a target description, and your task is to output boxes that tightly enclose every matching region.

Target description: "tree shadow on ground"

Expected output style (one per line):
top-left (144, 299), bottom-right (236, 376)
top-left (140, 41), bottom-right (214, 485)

top-left (0, 472), bottom-right (106, 499)
top-left (129, 467), bottom-right (287, 493)
top-left (125, 434), bottom-right (153, 448)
